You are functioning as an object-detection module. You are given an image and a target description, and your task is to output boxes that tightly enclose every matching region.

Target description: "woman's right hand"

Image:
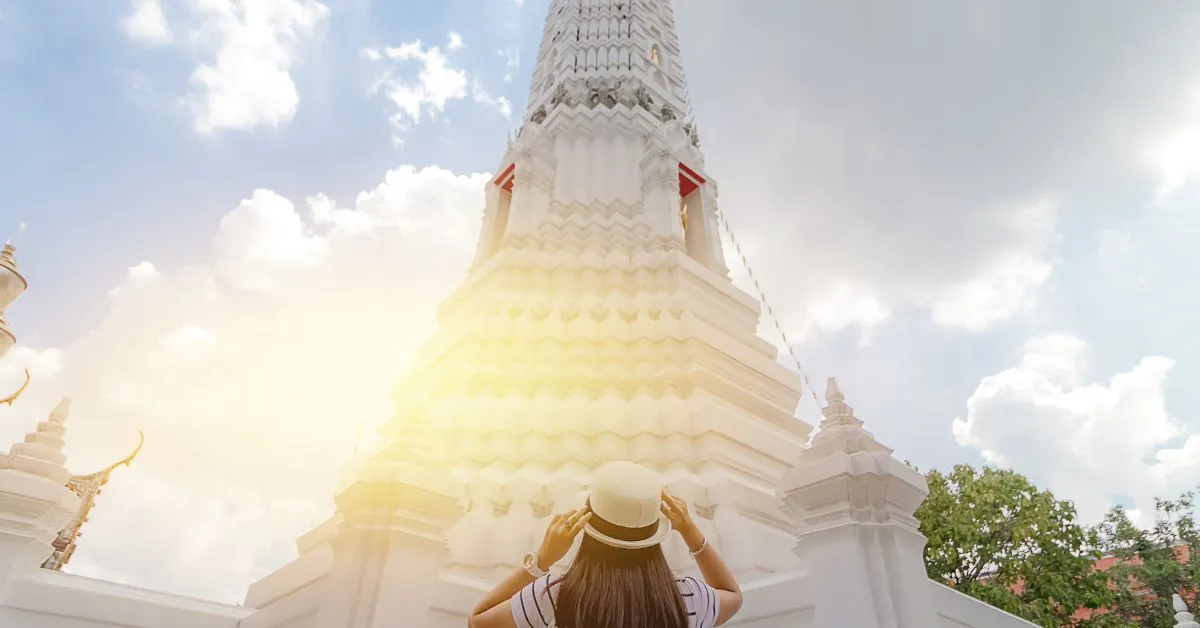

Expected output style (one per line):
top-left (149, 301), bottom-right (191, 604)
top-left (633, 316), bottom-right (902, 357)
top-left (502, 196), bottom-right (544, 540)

top-left (661, 491), bottom-right (704, 548)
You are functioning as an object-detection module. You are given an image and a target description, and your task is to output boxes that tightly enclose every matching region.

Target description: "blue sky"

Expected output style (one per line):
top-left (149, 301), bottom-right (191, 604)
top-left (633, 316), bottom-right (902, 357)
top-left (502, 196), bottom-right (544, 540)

top-left (1, 0), bottom-right (536, 343)
top-left (0, 0), bottom-right (1198, 604)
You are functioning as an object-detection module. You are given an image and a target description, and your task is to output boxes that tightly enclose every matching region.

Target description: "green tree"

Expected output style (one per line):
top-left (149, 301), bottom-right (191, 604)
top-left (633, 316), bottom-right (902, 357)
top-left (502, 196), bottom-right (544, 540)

top-left (1093, 488), bottom-right (1199, 627)
top-left (916, 464), bottom-right (1114, 626)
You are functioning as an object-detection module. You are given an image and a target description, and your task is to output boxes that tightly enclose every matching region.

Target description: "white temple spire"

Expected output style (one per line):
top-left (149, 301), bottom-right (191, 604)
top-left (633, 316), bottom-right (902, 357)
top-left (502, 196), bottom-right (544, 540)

top-left (525, 0), bottom-right (693, 125)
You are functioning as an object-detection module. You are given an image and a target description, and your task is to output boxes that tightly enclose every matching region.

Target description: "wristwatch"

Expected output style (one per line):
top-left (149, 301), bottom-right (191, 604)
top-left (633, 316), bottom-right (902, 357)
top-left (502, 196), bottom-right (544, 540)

top-left (522, 551), bottom-right (548, 578)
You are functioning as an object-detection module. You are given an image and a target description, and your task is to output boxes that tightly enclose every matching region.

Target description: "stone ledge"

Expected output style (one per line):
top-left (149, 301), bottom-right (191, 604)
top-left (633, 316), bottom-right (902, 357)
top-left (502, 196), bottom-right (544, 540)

top-left (3, 568), bottom-right (250, 628)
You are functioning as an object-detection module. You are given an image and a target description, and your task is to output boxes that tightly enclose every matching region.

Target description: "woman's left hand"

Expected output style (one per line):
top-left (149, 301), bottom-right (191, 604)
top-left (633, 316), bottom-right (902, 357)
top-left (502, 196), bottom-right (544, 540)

top-left (537, 507), bottom-right (592, 568)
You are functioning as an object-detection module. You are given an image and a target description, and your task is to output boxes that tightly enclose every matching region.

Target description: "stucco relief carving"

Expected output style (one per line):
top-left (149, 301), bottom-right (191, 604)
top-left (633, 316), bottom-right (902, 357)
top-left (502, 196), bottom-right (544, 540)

top-left (683, 122), bottom-right (701, 148)
top-left (541, 78), bottom-right (664, 118)
top-left (550, 82), bottom-right (571, 108)
top-left (616, 80), bottom-right (638, 108)
top-left (641, 160), bottom-right (679, 196)
top-left (586, 78), bottom-right (621, 108)
top-left (515, 162), bottom-right (554, 191)
top-left (566, 81), bottom-right (588, 108)
top-left (512, 142), bottom-right (536, 165)
top-left (635, 85), bottom-right (655, 110)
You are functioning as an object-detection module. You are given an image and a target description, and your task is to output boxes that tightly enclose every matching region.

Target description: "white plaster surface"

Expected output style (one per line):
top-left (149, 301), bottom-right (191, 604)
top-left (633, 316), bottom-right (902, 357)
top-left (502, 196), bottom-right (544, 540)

top-left (0, 1), bottom-right (1038, 627)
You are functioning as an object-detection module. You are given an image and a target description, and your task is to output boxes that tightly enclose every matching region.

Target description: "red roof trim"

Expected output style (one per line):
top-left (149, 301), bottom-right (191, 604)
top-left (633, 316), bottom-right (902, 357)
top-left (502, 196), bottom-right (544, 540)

top-left (494, 163), bottom-right (516, 192)
top-left (679, 162), bottom-right (706, 185)
top-left (678, 162), bottom-right (705, 198)
top-left (676, 163), bottom-right (700, 198)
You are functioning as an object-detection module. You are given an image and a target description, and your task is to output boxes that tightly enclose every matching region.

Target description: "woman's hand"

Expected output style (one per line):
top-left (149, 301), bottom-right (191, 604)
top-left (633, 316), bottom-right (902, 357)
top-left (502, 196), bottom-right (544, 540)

top-left (537, 507), bottom-right (592, 568)
top-left (661, 491), bottom-right (705, 551)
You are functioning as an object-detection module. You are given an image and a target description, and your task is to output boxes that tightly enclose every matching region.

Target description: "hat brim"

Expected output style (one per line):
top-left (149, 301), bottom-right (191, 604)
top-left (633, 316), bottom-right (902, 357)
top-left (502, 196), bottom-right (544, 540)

top-left (582, 514), bottom-right (671, 550)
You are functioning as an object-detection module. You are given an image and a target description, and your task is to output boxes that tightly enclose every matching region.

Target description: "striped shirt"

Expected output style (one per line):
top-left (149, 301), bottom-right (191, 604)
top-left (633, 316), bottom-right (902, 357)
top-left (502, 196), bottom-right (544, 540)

top-left (511, 573), bottom-right (721, 628)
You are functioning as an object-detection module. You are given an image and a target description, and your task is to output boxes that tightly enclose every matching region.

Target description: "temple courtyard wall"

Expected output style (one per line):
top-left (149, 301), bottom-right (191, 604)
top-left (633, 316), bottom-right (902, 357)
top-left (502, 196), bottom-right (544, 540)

top-left (0, 382), bottom-right (1036, 628)
top-left (0, 560), bottom-right (1034, 627)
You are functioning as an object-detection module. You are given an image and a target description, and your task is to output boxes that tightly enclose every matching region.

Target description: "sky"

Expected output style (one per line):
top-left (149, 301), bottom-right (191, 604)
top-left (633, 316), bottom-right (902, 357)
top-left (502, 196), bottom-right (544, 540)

top-left (0, 0), bottom-right (1199, 606)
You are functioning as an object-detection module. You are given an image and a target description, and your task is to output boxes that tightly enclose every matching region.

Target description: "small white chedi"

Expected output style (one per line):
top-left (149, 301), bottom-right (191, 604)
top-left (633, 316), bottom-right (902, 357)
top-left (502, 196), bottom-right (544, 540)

top-left (0, 1), bottom-right (1039, 626)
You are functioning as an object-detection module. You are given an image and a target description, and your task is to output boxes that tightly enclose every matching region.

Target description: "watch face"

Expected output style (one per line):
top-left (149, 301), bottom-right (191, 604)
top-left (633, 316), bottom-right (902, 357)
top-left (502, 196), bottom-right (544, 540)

top-left (522, 553), bottom-right (535, 570)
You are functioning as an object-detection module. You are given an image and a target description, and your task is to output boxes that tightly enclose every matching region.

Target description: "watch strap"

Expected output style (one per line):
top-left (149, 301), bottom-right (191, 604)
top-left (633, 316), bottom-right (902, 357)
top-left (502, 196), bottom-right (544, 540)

top-left (524, 551), bottom-right (548, 577)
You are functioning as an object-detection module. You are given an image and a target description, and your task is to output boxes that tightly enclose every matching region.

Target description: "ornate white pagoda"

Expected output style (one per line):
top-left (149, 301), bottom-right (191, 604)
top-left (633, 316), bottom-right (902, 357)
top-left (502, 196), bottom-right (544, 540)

top-left (0, 1), bottom-right (1038, 626)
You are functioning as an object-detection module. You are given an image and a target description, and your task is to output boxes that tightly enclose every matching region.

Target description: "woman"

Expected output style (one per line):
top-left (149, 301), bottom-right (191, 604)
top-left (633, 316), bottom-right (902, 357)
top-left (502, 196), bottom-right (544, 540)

top-left (468, 461), bottom-right (743, 628)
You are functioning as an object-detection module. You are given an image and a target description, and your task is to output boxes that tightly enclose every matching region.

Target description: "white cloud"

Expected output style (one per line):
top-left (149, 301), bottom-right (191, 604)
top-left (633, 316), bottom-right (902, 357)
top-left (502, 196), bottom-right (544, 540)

top-left (675, 0), bottom-right (1200, 339)
top-left (118, 0), bottom-right (330, 133)
top-left (187, 0), bottom-right (329, 133)
top-left (0, 165), bottom-right (490, 602)
top-left (714, 192), bottom-right (1058, 338)
top-left (929, 200), bottom-right (1056, 331)
top-left (471, 80), bottom-right (513, 119)
top-left (214, 189), bottom-right (328, 291)
top-left (365, 39), bottom-right (467, 145)
top-left (120, 0), bottom-right (172, 45)
top-left (118, 0), bottom-right (331, 132)
top-left (363, 33), bottom-right (511, 145)
top-left (158, 324), bottom-right (216, 355)
top-left (499, 47), bottom-right (520, 82)
top-left (1147, 87), bottom-right (1200, 201)
top-left (928, 256), bottom-right (1053, 331)
top-left (805, 284), bottom-right (890, 338)
top-left (952, 332), bottom-right (1199, 523)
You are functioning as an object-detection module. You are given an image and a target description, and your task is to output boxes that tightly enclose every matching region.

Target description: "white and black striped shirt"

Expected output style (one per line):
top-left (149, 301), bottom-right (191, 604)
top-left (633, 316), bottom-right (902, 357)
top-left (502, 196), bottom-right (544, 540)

top-left (511, 574), bottom-right (721, 628)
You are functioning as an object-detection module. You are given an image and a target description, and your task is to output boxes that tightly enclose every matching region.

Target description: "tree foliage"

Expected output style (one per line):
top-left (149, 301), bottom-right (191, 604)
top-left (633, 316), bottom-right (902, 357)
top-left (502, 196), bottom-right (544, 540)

top-left (916, 464), bottom-right (1113, 626)
top-left (1091, 489), bottom-right (1200, 627)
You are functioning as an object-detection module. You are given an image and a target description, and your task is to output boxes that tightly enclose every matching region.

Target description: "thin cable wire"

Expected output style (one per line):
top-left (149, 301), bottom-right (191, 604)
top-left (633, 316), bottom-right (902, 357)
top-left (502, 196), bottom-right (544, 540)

top-left (712, 202), bottom-right (824, 412)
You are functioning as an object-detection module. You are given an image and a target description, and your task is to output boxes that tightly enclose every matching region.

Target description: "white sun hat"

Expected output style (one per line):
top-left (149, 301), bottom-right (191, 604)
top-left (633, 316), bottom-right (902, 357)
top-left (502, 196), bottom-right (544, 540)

top-left (582, 461), bottom-right (671, 550)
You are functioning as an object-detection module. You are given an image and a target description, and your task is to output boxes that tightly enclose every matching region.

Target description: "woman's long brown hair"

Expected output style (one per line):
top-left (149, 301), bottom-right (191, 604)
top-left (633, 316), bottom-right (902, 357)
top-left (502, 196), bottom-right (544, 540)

top-left (553, 534), bottom-right (688, 628)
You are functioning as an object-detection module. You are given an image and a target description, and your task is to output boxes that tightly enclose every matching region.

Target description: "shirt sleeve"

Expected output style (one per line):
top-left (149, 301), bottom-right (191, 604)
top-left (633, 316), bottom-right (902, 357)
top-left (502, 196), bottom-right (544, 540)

top-left (680, 576), bottom-right (721, 628)
top-left (511, 574), bottom-right (557, 628)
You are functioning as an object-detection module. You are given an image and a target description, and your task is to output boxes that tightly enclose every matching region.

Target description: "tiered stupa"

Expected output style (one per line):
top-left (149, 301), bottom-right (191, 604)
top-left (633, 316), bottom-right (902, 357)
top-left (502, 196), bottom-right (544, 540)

top-left (245, 0), bottom-right (811, 623)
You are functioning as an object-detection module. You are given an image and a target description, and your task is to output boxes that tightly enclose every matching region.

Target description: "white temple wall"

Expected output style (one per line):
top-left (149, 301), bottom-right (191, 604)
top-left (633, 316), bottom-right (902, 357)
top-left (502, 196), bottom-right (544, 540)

top-left (0, 564), bottom-right (1036, 628)
top-left (0, 570), bottom-right (249, 628)
top-left (241, 576), bottom-right (326, 627)
top-left (551, 130), bottom-right (643, 206)
top-left (931, 584), bottom-right (1039, 628)
top-left (0, 608), bottom-right (136, 628)
top-left (243, 547), bottom-right (331, 609)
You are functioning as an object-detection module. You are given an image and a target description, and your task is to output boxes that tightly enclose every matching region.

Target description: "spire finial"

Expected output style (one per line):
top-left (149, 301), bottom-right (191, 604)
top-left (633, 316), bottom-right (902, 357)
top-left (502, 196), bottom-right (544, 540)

top-left (801, 375), bottom-right (892, 457)
top-left (8, 222), bottom-right (26, 247)
top-left (820, 377), bottom-right (859, 428)
top-left (825, 377), bottom-right (844, 404)
top-left (2, 223), bottom-right (24, 260)
top-left (49, 398), bottom-right (71, 425)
